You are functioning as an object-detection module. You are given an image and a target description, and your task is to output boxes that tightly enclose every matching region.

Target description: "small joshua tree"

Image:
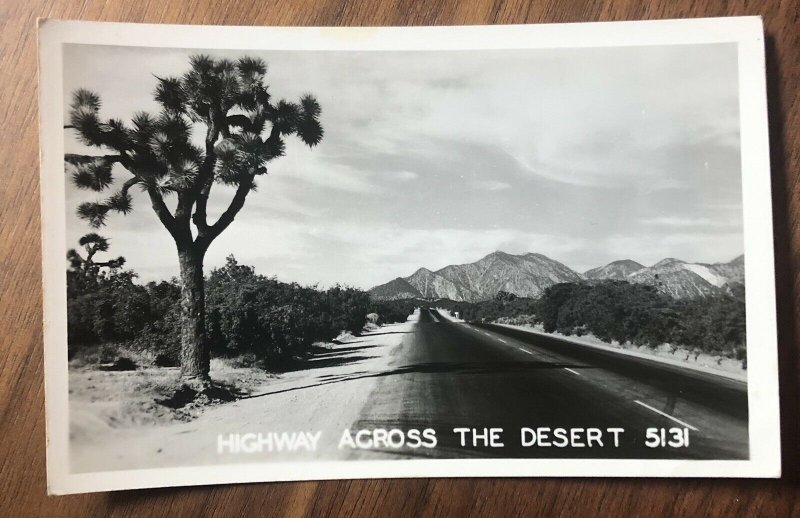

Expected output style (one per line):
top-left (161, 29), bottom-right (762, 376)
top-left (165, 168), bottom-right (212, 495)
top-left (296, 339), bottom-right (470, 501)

top-left (67, 232), bottom-right (126, 278)
top-left (65, 55), bottom-right (323, 386)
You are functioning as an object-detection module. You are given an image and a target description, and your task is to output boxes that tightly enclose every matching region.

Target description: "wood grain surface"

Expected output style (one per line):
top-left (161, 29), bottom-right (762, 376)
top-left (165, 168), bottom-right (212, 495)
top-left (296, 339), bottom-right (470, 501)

top-left (1, 0), bottom-right (798, 515)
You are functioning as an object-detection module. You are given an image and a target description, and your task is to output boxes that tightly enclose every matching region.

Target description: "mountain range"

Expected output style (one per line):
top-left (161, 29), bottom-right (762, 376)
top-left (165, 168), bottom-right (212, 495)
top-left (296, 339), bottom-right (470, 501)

top-left (369, 251), bottom-right (744, 302)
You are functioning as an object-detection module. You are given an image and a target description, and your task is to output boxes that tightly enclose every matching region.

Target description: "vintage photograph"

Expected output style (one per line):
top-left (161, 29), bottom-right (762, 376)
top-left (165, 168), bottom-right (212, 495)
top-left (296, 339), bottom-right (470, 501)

top-left (39, 19), bottom-right (780, 492)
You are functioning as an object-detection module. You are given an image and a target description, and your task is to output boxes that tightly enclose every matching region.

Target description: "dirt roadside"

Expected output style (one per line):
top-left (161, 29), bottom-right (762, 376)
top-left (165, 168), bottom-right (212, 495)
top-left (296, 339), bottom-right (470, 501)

top-left (69, 316), bottom-right (417, 473)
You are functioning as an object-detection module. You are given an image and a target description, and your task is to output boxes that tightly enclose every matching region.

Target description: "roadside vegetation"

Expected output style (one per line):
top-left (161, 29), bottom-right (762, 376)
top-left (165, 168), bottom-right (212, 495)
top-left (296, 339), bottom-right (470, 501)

top-left (67, 245), bottom-right (412, 372)
top-left (435, 282), bottom-right (746, 366)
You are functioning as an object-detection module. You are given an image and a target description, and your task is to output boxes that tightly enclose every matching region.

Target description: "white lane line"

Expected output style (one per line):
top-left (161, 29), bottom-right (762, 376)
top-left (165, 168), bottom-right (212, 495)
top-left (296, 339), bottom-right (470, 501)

top-left (634, 400), bottom-right (699, 431)
top-left (475, 328), bottom-right (533, 356)
top-left (564, 368), bottom-right (581, 376)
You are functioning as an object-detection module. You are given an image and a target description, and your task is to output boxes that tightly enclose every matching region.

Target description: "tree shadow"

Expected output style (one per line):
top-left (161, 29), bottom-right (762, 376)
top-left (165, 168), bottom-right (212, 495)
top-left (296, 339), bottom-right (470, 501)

top-left (369, 361), bottom-right (585, 377)
top-left (316, 370), bottom-right (370, 380)
top-left (361, 331), bottom-right (413, 337)
top-left (303, 354), bottom-right (376, 370)
top-left (311, 344), bottom-right (381, 356)
top-left (244, 360), bottom-right (588, 400)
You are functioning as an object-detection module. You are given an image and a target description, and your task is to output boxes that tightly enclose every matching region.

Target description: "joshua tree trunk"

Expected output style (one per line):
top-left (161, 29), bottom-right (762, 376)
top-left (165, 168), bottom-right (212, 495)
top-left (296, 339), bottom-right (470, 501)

top-left (178, 247), bottom-right (210, 386)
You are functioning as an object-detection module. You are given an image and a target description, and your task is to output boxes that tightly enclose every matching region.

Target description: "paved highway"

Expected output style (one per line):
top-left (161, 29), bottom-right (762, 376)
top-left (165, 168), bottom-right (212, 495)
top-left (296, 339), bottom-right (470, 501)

top-left (351, 308), bottom-right (748, 459)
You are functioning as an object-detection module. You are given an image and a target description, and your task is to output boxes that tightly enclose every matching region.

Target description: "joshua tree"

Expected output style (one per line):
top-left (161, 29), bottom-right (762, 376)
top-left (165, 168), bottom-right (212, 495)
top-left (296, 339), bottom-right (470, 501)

top-left (67, 232), bottom-right (126, 278)
top-left (65, 55), bottom-right (323, 386)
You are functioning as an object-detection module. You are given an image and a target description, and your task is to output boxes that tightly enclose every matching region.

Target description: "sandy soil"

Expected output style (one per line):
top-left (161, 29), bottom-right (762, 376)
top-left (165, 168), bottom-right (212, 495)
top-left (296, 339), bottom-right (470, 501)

top-left (68, 359), bottom-right (277, 439)
top-left (69, 314), bottom-right (417, 473)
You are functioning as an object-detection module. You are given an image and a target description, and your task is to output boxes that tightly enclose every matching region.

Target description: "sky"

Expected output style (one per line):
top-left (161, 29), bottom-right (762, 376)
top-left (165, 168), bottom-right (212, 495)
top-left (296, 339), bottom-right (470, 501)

top-left (63, 42), bottom-right (743, 289)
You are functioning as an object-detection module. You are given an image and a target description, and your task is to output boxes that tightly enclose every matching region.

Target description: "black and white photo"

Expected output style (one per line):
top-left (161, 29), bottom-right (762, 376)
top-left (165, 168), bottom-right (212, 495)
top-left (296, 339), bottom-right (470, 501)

top-left (38, 18), bottom-right (780, 494)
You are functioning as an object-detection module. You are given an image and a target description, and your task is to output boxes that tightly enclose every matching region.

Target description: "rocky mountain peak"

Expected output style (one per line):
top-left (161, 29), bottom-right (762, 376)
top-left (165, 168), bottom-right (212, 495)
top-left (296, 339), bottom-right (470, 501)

top-left (371, 251), bottom-right (580, 302)
top-left (369, 251), bottom-right (746, 302)
top-left (652, 257), bottom-right (684, 268)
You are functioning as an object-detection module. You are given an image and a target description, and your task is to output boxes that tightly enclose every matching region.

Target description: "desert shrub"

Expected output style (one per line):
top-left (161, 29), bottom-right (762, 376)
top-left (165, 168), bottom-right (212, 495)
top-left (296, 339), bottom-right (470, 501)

top-left (67, 267), bottom-right (179, 358)
top-left (68, 255), bottom-right (375, 368)
top-left (535, 280), bottom-right (745, 357)
top-left (434, 292), bottom-right (538, 323)
top-left (671, 294), bottom-right (746, 357)
top-left (132, 281), bottom-right (182, 361)
top-left (204, 256), bottom-right (371, 365)
top-left (261, 303), bottom-right (310, 359)
top-left (367, 299), bottom-right (420, 324)
top-left (323, 285), bottom-right (371, 336)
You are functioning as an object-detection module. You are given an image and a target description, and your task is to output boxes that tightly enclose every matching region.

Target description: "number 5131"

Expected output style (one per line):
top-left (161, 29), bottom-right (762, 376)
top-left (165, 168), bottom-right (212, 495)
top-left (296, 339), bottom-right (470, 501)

top-left (645, 427), bottom-right (690, 448)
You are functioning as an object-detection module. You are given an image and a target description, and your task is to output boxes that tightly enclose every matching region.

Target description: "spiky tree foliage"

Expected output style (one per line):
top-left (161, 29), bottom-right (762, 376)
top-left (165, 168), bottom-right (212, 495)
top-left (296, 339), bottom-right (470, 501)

top-left (67, 232), bottom-right (126, 278)
top-left (65, 55), bottom-right (324, 384)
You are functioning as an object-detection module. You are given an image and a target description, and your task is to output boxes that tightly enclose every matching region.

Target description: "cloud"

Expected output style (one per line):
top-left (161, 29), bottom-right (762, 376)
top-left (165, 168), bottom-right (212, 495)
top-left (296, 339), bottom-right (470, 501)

top-left (394, 170), bottom-right (420, 181)
top-left (642, 216), bottom-right (738, 229)
top-left (62, 43), bottom-right (743, 289)
top-left (276, 143), bottom-right (381, 194)
top-left (469, 180), bottom-right (511, 191)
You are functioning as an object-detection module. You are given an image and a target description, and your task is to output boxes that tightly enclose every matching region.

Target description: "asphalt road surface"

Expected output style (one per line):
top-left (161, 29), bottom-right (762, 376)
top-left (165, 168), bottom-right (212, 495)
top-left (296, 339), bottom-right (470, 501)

top-left (350, 308), bottom-right (748, 459)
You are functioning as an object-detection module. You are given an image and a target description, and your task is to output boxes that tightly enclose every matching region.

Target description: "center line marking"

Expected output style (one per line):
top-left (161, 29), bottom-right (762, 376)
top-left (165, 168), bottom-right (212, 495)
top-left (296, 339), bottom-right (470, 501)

top-left (519, 349), bottom-right (534, 355)
top-left (634, 400), bottom-right (699, 431)
top-left (564, 368), bottom-right (581, 376)
top-left (497, 338), bottom-right (507, 343)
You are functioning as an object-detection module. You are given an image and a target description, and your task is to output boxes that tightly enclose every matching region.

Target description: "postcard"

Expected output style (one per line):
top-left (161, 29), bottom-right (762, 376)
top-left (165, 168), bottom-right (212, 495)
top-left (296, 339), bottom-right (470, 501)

top-left (38, 17), bottom-right (780, 494)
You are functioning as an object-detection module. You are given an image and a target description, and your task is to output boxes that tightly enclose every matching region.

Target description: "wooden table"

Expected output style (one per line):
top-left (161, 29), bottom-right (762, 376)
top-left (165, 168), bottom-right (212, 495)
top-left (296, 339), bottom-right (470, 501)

top-left (1, 0), bottom-right (798, 515)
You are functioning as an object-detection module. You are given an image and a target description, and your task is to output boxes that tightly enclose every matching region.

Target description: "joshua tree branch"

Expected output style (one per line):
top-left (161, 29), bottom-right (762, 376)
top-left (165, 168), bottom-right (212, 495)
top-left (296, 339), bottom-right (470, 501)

top-left (145, 186), bottom-right (178, 240)
top-left (119, 177), bottom-right (139, 196)
top-left (198, 174), bottom-right (254, 249)
top-left (65, 153), bottom-right (127, 166)
top-left (192, 112), bottom-right (223, 233)
top-left (192, 170), bottom-right (216, 235)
